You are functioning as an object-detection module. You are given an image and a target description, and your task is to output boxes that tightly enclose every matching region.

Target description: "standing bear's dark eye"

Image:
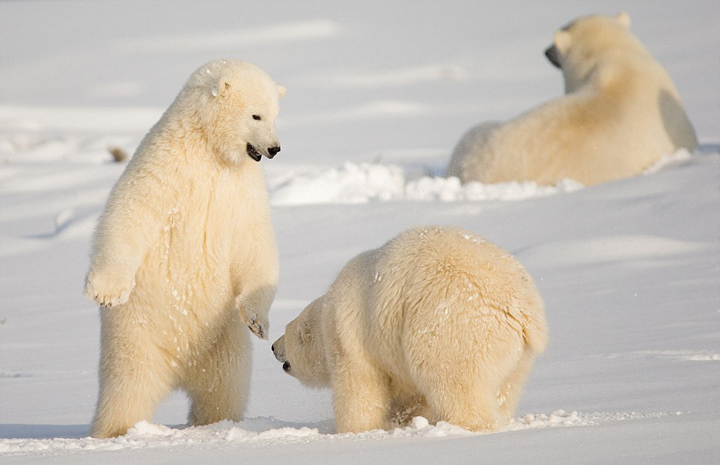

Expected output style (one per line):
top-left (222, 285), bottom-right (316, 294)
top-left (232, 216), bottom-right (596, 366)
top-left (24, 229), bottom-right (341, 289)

top-left (252, 114), bottom-right (262, 121)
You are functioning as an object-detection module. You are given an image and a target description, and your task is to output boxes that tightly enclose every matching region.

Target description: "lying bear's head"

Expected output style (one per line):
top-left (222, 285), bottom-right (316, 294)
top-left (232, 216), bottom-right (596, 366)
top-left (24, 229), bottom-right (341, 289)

top-left (272, 298), bottom-right (331, 388)
top-left (183, 59), bottom-right (286, 165)
top-left (544, 12), bottom-right (639, 93)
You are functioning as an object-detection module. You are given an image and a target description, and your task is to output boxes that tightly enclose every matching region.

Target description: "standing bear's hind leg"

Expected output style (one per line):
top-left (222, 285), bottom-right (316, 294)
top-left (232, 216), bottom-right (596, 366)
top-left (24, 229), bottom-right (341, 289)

top-left (92, 323), bottom-right (176, 438)
top-left (183, 312), bottom-right (252, 426)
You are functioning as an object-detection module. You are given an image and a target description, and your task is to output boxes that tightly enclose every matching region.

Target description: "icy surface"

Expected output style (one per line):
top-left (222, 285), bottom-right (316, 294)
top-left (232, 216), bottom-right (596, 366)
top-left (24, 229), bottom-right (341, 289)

top-left (1, 1), bottom-right (719, 464)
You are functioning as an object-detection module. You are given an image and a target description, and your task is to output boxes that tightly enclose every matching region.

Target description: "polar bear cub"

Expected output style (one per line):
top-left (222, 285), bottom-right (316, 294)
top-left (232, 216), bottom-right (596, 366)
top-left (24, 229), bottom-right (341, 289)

top-left (448, 13), bottom-right (697, 186)
top-left (85, 59), bottom-right (285, 438)
top-left (273, 226), bottom-right (547, 433)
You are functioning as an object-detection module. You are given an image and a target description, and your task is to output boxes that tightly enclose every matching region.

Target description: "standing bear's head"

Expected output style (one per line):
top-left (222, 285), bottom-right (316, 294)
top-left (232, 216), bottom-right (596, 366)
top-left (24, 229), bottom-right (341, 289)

top-left (272, 298), bottom-right (331, 388)
top-left (177, 59), bottom-right (286, 165)
top-left (544, 13), bottom-right (647, 93)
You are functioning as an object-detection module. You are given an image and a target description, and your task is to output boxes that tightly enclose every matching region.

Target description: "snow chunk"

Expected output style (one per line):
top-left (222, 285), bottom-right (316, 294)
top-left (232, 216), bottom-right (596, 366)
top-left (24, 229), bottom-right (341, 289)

top-left (126, 421), bottom-right (174, 437)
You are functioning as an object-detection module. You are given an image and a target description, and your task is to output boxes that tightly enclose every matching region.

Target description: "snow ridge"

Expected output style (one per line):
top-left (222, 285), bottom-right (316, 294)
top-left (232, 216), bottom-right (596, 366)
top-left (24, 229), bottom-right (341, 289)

top-left (0, 411), bottom-right (676, 457)
top-left (269, 162), bottom-right (583, 206)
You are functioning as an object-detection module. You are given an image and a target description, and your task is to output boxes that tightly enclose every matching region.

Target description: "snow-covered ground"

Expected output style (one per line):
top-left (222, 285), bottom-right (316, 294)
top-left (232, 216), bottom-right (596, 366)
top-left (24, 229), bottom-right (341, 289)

top-left (1, 1), bottom-right (718, 464)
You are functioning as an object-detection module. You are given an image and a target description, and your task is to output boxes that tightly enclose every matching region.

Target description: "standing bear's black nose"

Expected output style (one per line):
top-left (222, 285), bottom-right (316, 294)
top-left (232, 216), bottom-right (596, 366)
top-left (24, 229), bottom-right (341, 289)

top-left (267, 146), bottom-right (281, 158)
top-left (271, 343), bottom-right (276, 353)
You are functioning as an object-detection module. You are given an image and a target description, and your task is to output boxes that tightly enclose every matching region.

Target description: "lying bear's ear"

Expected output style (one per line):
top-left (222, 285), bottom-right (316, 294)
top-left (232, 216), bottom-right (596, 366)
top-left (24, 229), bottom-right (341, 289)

top-left (554, 30), bottom-right (571, 52)
top-left (616, 12), bottom-right (631, 29)
top-left (277, 85), bottom-right (286, 99)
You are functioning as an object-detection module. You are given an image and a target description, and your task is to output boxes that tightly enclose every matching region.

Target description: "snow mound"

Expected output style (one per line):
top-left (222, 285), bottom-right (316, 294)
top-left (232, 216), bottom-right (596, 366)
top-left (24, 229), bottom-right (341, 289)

top-left (504, 410), bottom-right (670, 432)
top-left (0, 411), bottom-right (675, 457)
top-left (643, 149), bottom-right (693, 174)
top-left (269, 162), bottom-right (583, 206)
top-left (270, 163), bottom-right (405, 205)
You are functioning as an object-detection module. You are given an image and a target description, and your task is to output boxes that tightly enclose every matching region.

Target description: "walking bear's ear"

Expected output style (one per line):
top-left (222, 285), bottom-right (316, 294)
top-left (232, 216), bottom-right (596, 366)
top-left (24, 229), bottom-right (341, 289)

top-left (299, 320), bottom-right (313, 344)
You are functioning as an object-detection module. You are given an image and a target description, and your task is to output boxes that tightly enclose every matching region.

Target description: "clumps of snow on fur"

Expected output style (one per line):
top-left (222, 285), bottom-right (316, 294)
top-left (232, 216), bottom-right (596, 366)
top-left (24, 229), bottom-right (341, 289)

top-left (269, 162), bottom-right (583, 206)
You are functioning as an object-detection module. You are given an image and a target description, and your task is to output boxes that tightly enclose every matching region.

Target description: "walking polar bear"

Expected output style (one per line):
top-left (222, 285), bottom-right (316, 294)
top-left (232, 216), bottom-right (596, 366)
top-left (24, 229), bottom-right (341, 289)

top-left (85, 59), bottom-right (285, 438)
top-left (448, 12), bottom-right (697, 186)
top-left (272, 226), bottom-right (547, 433)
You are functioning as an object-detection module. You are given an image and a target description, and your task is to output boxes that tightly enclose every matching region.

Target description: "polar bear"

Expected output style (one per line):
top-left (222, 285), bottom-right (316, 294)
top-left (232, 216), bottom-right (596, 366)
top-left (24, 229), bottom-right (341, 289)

top-left (84, 59), bottom-right (286, 438)
top-left (447, 12), bottom-right (697, 186)
top-left (272, 226), bottom-right (547, 433)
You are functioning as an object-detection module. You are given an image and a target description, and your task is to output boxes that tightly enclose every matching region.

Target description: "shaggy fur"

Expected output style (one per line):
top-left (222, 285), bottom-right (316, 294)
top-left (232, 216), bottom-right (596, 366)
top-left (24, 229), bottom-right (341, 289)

top-left (85, 59), bottom-right (285, 438)
top-left (273, 226), bottom-right (547, 433)
top-left (447, 12), bottom-right (697, 186)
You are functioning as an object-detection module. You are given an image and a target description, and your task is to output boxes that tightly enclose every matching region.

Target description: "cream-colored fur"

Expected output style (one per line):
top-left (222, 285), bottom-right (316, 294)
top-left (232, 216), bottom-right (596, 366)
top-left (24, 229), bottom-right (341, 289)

top-left (85, 59), bottom-right (285, 438)
top-left (448, 12), bottom-right (697, 186)
top-left (273, 226), bottom-right (547, 433)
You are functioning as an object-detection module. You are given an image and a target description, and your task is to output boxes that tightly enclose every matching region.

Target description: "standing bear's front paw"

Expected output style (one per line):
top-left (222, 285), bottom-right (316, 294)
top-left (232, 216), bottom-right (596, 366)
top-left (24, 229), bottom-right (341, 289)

top-left (238, 307), bottom-right (269, 340)
top-left (85, 267), bottom-right (136, 308)
top-left (246, 313), bottom-right (269, 339)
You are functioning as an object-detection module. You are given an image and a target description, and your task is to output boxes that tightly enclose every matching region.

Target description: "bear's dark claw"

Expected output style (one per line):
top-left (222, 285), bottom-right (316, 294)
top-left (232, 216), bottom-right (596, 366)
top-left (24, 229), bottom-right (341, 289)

top-left (248, 318), bottom-right (265, 339)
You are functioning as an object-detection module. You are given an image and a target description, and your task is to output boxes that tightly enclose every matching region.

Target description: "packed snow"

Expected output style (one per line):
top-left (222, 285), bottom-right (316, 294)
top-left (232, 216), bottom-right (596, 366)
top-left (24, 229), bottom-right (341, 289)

top-left (269, 162), bottom-right (584, 205)
top-left (1, 410), bottom-right (682, 457)
top-left (1, 1), bottom-right (718, 464)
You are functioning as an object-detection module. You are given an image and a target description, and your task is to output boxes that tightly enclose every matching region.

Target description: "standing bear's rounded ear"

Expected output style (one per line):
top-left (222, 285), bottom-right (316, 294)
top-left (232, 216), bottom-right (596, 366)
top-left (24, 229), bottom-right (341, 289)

top-left (211, 77), bottom-right (232, 98)
top-left (277, 85), bottom-right (286, 99)
top-left (616, 12), bottom-right (631, 29)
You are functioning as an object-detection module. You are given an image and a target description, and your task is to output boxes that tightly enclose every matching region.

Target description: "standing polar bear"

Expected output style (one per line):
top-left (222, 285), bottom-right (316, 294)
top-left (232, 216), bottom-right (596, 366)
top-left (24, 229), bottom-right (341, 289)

top-left (447, 13), bottom-right (697, 186)
top-left (272, 226), bottom-right (547, 433)
top-left (85, 59), bottom-right (285, 438)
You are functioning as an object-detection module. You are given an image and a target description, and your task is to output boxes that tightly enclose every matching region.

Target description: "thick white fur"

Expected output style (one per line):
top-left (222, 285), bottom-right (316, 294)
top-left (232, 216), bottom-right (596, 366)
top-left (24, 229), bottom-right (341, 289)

top-left (448, 13), bottom-right (697, 186)
top-left (273, 226), bottom-right (547, 433)
top-left (85, 59), bottom-right (284, 438)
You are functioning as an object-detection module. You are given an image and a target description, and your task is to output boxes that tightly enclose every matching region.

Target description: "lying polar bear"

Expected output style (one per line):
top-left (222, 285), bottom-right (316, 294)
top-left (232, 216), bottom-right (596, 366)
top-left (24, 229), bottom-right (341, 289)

top-left (447, 12), bottom-right (697, 186)
top-left (273, 226), bottom-right (547, 433)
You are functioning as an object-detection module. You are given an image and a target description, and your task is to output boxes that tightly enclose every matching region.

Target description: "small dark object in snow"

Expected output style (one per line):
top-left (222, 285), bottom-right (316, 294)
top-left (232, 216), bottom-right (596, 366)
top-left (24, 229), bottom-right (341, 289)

top-left (108, 146), bottom-right (129, 163)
